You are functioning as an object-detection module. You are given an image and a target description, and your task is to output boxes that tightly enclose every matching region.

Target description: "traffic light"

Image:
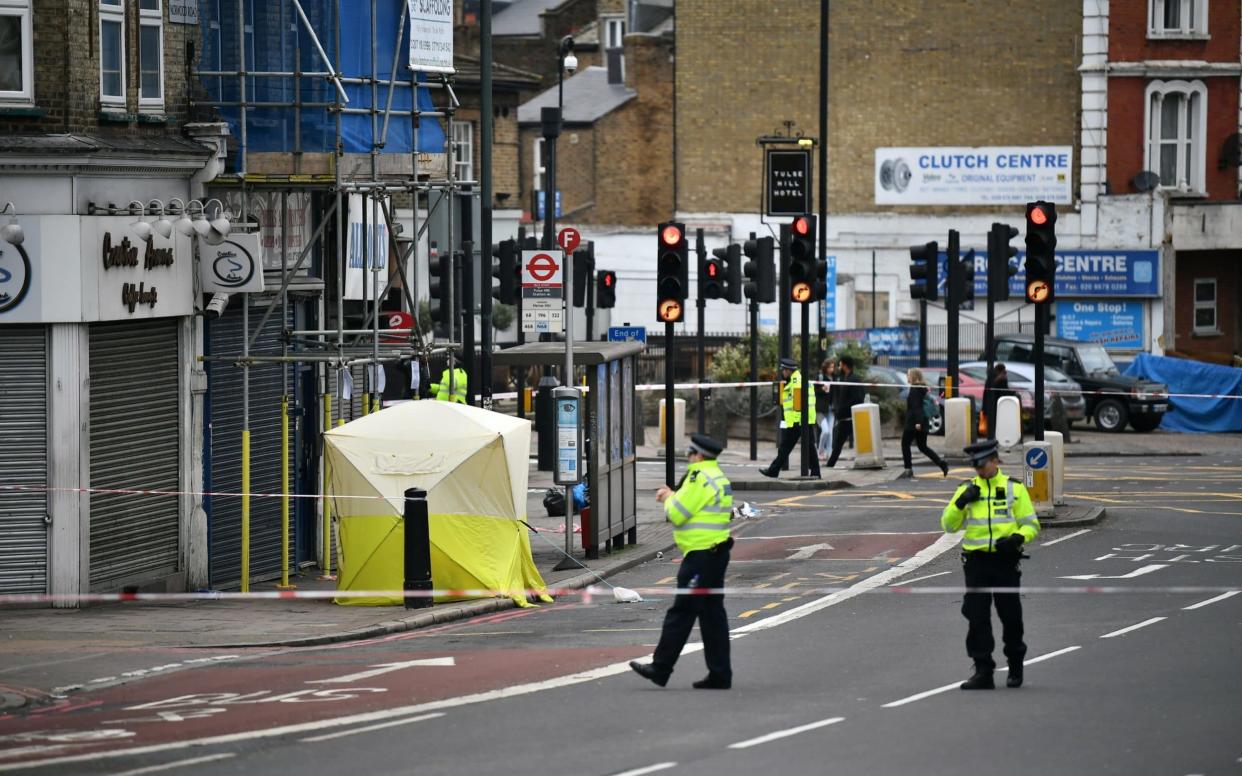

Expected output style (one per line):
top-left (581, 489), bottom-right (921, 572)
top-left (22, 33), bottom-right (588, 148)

top-left (428, 245), bottom-right (451, 326)
top-left (715, 243), bottom-right (743, 304)
top-left (957, 248), bottom-right (976, 305)
top-left (491, 238), bottom-right (518, 305)
top-left (596, 270), bottom-right (617, 308)
top-left (987, 223), bottom-right (1019, 303)
top-left (656, 221), bottom-right (687, 322)
top-left (702, 251), bottom-right (725, 300)
top-left (742, 236), bottom-right (776, 303)
top-left (787, 214), bottom-right (816, 304)
top-left (908, 241), bottom-right (938, 301)
top-left (1024, 201), bottom-right (1057, 303)
top-left (572, 242), bottom-right (594, 307)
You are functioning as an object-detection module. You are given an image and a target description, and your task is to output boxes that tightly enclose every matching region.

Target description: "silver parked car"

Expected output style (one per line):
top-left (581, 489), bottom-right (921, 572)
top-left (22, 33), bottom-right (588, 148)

top-left (961, 361), bottom-right (1086, 424)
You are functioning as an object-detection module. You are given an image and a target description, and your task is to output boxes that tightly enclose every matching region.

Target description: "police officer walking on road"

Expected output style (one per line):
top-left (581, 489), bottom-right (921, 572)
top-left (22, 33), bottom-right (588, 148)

top-left (760, 357), bottom-right (820, 479)
top-left (941, 439), bottom-right (1040, 689)
top-left (631, 434), bottom-right (735, 689)
top-left (430, 362), bottom-right (468, 403)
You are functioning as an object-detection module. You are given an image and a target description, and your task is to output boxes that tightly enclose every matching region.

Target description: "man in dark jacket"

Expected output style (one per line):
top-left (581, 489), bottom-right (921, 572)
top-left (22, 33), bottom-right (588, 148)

top-left (825, 356), bottom-right (865, 468)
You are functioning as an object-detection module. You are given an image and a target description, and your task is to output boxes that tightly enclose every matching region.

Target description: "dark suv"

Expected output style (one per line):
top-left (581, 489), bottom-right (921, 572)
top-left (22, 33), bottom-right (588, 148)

top-left (990, 335), bottom-right (1169, 432)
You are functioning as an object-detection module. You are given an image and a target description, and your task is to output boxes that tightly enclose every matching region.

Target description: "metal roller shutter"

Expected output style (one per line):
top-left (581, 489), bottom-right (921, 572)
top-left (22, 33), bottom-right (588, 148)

top-left (208, 304), bottom-right (291, 588)
top-left (89, 319), bottom-right (181, 589)
top-left (0, 327), bottom-right (48, 594)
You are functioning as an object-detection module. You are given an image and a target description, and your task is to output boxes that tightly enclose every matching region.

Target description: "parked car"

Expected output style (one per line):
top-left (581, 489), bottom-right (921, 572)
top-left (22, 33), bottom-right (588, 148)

top-left (960, 361), bottom-right (1087, 426)
top-left (862, 365), bottom-right (910, 402)
top-left (989, 335), bottom-right (1169, 432)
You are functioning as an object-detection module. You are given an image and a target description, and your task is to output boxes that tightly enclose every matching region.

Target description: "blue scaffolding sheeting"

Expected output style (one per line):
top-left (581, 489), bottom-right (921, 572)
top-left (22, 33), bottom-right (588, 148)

top-left (200, 0), bottom-right (445, 166)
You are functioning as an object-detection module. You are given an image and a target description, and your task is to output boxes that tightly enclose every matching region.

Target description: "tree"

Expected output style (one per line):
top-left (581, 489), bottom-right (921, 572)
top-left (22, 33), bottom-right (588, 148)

top-left (492, 303), bottom-right (515, 332)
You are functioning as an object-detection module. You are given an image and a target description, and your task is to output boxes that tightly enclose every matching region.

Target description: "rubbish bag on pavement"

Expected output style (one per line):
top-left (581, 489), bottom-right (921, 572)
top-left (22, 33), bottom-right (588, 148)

top-left (543, 489), bottom-right (566, 517)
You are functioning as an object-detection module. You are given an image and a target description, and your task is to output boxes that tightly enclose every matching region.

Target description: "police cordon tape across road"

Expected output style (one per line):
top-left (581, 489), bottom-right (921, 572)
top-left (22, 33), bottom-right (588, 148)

top-left (0, 586), bottom-right (1237, 607)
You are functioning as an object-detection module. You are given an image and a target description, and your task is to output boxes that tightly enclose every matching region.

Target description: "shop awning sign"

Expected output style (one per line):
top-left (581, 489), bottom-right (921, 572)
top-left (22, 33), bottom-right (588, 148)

top-left (200, 233), bottom-right (266, 293)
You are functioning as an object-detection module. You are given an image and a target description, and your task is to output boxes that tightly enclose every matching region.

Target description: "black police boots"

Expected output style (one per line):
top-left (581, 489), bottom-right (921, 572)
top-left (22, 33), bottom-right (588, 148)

top-left (629, 661), bottom-right (669, 687)
top-left (1006, 662), bottom-right (1024, 688)
top-left (692, 674), bottom-right (731, 690)
top-left (960, 668), bottom-right (995, 690)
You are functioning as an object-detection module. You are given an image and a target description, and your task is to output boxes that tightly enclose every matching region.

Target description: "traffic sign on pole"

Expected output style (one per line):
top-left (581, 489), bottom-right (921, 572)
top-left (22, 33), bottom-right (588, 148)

top-left (521, 250), bottom-right (565, 334)
top-left (557, 227), bottom-right (581, 254)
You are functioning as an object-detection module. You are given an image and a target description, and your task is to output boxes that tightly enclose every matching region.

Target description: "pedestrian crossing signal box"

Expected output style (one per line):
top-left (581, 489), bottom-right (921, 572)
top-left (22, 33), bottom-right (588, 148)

top-left (554, 387), bottom-right (582, 486)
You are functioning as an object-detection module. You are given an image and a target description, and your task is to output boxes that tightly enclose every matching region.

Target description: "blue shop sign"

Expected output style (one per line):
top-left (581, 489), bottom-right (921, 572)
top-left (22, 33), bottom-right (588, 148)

top-left (1055, 300), bottom-right (1145, 350)
top-left (832, 326), bottom-right (920, 357)
top-left (821, 255), bottom-right (837, 330)
top-left (933, 249), bottom-right (1160, 299)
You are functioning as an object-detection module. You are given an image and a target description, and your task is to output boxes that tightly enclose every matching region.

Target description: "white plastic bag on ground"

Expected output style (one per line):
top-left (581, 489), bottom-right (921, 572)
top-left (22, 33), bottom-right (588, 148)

top-left (612, 586), bottom-right (644, 603)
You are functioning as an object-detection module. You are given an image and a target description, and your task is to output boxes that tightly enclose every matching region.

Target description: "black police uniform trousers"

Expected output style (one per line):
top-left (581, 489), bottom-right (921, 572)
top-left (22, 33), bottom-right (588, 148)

top-left (961, 550), bottom-right (1026, 671)
top-left (766, 425), bottom-right (821, 477)
top-left (652, 540), bottom-right (732, 680)
top-left (824, 417), bottom-right (854, 468)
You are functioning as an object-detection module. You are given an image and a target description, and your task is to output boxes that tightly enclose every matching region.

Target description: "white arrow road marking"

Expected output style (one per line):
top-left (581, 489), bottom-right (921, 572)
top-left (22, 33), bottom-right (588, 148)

top-left (1060, 564), bottom-right (1169, 581)
top-left (307, 657), bottom-right (456, 684)
top-left (787, 542), bottom-right (834, 560)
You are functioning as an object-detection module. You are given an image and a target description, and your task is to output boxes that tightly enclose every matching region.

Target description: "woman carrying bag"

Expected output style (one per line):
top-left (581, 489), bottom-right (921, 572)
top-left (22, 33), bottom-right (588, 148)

top-left (902, 368), bottom-right (949, 478)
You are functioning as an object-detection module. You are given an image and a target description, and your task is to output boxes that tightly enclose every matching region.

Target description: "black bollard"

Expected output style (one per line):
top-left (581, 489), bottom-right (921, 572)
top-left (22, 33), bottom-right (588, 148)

top-left (403, 487), bottom-right (433, 609)
top-left (535, 374), bottom-right (560, 471)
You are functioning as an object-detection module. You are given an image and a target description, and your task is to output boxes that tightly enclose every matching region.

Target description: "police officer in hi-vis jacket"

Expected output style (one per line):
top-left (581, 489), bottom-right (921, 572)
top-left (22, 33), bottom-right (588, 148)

top-left (631, 434), bottom-right (734, 689)
top-left (941, 439), bottom-right (1040, 690)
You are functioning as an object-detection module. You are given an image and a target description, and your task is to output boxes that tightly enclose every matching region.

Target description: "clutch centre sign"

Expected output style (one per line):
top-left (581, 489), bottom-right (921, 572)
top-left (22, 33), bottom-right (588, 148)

top-left (875, 146), bottom-right (1073, 205)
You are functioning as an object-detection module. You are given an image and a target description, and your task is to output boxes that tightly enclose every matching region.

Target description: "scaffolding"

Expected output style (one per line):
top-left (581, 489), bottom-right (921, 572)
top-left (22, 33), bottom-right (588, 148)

top-left (191, 0), bottom-right (471, 590)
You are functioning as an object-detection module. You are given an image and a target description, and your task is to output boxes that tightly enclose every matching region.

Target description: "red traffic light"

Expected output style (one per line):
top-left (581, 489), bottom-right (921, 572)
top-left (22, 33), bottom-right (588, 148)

top-left (707, 263), bottom-right (718, 277)
top-left (793, 216), bottom-right (811, 236)
top-left (1029, 206), bottom-right (1048, 226)
top-left (661, 224), bottom-right (683, 246)
top-left (603, 273), bottom-right (614, 287)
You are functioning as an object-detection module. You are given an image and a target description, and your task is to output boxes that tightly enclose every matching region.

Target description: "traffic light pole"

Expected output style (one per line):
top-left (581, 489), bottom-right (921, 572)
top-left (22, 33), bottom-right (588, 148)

top-left (800, 302), bottom-right (811, 477)
top-left (749, 299), bottom-right (759, 461)
top-left (665, 320), bottom-right (676, 488)
top-left (586, 264), bottom-right (596, 342)
top-left (1034, 303), bottom-right (1046, 442)
top-left (945, 229), bottom-right (960, 398)
top-left (778, 223), bottom-right (792, 360)
top-left (480, 0), bottom-right (494, 411)
top-left (696, 229), bottom-right (707, 435)
top-left (918, 299), bottom-right (928, 368)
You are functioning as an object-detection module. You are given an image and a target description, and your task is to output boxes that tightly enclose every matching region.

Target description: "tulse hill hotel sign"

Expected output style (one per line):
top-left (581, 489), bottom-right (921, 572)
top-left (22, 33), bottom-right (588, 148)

top-left (0, 216), bottom-right (195, 324)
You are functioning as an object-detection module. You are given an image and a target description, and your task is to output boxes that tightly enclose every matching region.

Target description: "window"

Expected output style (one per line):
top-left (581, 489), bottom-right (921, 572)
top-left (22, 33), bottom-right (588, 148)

top-left (605, 17), bottom-right (626, 49)
top-left (854, 292), bottom-right (890, 329)
top-left (452, 121), bottom-right (473, 182)
top-left (139, 0), bottom-right (163, 107)
top-left (1149, 0), bottom-right (1208, 36)
top-left (0, 0), bottom-right (33, 103)
top-left (1144, 80), bottom-right (1207, 193)
top-left (1193, 278), bottom-right (1218, 333)
top-left (532, 137), bottom-right (545, 194)
top-left (99, 0), bottom-right (126, 105)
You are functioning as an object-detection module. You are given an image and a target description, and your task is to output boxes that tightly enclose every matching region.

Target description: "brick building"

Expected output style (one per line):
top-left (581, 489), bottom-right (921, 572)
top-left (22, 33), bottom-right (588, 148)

top-left (1083, 0), bottom-right (1242, 364)
top-left (0, 0), bottom-right (228, 600)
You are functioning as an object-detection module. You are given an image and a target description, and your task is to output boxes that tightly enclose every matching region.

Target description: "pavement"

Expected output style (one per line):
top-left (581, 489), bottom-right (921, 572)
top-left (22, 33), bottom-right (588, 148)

top-left (2, 423), bottom-right (1215, 653)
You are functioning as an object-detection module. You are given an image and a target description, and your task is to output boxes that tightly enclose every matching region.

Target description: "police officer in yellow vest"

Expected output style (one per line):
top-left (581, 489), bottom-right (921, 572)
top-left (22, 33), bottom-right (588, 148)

top-left (942, 439), bottom-right (1040, 690)
top-left (430, 365), bottom-right (468, 403)
top-left (631, 434), bottom-right (735, 689)
top-left (760, 357), bottom-right (820, 479)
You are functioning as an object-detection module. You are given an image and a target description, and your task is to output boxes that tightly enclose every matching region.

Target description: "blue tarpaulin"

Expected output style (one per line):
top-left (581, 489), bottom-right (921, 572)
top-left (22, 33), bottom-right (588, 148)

top-left (201, 0), bottom-right (444, 165)
top-left (1123, 354), bottom-right (1242, 433)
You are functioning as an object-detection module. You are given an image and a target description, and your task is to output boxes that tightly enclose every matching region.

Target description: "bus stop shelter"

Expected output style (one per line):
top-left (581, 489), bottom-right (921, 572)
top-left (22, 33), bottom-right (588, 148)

top-left (493, 341), bottom-right (643, 558)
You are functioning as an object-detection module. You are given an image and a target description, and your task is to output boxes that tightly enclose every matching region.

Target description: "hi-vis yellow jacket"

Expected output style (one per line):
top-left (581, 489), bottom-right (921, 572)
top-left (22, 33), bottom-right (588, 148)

top-left (431, 367), bottom-right (468, 403)
top-left (941, 470), bottom-right (1040, 552)
top-left (664, 459), bottom-right (733, 554)
top-left (781, 369), bottom-right (816, 427)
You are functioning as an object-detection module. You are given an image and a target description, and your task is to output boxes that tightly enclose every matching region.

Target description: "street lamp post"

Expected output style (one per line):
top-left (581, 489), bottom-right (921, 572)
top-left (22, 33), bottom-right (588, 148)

top-left (541, 36), bottom-right (576, 251)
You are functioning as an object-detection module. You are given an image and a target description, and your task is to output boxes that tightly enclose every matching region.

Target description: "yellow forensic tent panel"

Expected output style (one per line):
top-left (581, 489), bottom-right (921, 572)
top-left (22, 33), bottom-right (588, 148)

top-left (324, 401), bottom-right (550, 607)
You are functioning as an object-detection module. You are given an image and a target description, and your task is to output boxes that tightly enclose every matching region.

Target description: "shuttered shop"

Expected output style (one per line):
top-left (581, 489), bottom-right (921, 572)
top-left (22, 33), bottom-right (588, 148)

top-left (89, 320), bottom-right (181, 589)
top-left (208, 306), bottom-right (290, 587)
top-left (0, 327), bottom-right (49, 594)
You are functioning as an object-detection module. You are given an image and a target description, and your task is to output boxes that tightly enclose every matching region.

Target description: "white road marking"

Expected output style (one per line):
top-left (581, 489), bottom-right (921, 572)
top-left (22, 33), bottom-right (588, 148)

top-left (728, 716), bottom-right (845, 749)
top-left (300, 712), bottom-right (445, 742)
top-left (890, 571), bottom-right (951, 587)
top-left (786, 542), bottom-right (835, 560)
top-left (1039, 529), bottom-right (1091, 547)
top-left (883, 646), bottom-right (1081, 708)
top-left (0, 535), bottom-right (957, 772)
top-left (609, 763), bottom-right (678, 776)
top-left (1100, 617), bottom-right (1166, 639)
top-left (732, 533), bottom-right (961, 635)
top-left (109, 753), bottom-right (235, 775)
top-left (1183, 590), bottom-right (1240, 610)
top-left (307, 657), bottom-right (455, 684)
top-left (1061, 564), bottom-right (1168, 581)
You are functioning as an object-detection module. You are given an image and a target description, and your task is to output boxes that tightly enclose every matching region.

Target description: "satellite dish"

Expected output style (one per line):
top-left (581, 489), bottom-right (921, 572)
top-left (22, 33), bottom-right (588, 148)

top-left (1132, 170), bottom-right (1160, 193)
